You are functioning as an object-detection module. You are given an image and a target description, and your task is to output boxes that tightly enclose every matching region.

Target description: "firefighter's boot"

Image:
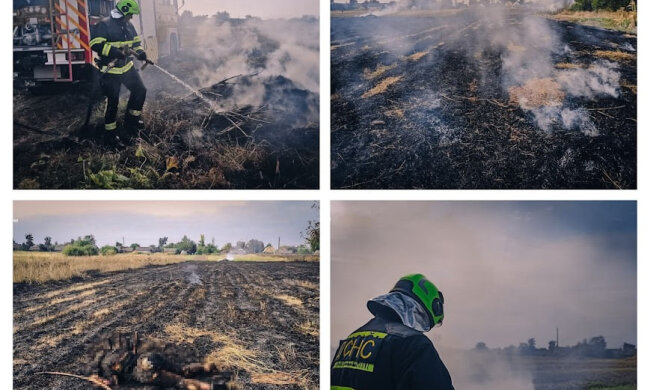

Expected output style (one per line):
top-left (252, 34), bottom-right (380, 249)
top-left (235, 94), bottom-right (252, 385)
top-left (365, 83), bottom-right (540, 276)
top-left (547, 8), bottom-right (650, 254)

top-left (102, 122), bottom-right (123, 147)
top-left (124, 110), bottom-right (145, 131)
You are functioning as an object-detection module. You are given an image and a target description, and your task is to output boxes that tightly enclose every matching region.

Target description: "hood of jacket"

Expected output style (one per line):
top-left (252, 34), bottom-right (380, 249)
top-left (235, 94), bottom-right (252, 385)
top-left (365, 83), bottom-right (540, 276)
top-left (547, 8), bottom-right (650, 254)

top-left (367, 291), bottom-right (432, 332)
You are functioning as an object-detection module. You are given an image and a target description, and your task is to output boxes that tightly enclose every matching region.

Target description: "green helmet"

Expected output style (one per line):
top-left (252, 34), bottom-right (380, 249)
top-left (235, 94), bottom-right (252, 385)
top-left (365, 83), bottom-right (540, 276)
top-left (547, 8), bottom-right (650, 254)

top-left (390, 274), bottom-right (445, 327)
top-left (116, 0), bottom-right (140, 16)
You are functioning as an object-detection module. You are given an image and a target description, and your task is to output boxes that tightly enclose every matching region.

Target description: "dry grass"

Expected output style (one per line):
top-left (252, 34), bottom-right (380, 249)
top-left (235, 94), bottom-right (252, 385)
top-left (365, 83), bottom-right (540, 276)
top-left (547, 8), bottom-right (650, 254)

top-left (508, 78), bottom-right (565, 109)
top-left (555, 62), bottom-right (583, 69)
top-left (550, 10), bottom-right (637, 33)
top-left (363, 63), bottom-right (397, 80)
top-left (384, 108), bottom-right (405, 119)
top-left (286, 279), bottom-right (318, 290)
top-left (594, 50), bottom-right (635, 62)
top-left (621, 81), bottom-right (637, 94)
top-left (13, 252), bottom-right (190, 284)
top-left (362, 76), bottom-right (404, 99)
top-left (16, 289), bottom-right (97, 317)
top-left (231, 254), bottom-right (319, 262)
top-left (164, 324), bottom-right (263, 374)
top-left (296, 320), bottom-right (319, 338)
top-left (276, 294), bottom-right (303, 307)
top-left (406, 51), bottom-right (428, 61)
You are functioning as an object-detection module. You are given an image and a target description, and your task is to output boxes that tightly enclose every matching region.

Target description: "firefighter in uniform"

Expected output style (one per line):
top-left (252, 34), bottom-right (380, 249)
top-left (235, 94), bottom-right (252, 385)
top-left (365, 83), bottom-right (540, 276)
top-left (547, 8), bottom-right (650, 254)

top-left (89, 0), bottom-right (148, 141)
top-left (331, 274), bottom-right (454, 390)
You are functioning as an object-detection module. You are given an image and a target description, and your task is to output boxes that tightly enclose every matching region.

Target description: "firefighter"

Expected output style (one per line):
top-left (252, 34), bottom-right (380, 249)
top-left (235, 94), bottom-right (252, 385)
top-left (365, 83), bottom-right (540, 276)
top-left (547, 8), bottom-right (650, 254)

top-left (89, 0), bottom-right (148, 142)
top-left (331, 274), bottom-right (454, 390)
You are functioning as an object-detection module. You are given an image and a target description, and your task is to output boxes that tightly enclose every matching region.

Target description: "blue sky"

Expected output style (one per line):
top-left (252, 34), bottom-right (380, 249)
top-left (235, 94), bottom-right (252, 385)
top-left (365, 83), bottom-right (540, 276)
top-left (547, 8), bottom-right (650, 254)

top-left (183, 0), bottom-right (319, 19)
top-left (14, 201), bottom-right (318, 248)
top-left (332, 201), bottom-right (636, 350)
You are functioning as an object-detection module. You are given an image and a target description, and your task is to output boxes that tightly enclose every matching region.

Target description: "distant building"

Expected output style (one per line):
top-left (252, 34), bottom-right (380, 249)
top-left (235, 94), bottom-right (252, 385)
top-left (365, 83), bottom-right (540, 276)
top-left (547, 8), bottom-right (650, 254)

top-left (53, 244), bottom-right (65, 252)
top-left (134, 247), bottom-right (152, 254)
top-left (164, 248), bottom-right (177, 254)
top-left (263, 245), bottom-right (276, 254)
top-left (277, 246), bottom-right (297, 255)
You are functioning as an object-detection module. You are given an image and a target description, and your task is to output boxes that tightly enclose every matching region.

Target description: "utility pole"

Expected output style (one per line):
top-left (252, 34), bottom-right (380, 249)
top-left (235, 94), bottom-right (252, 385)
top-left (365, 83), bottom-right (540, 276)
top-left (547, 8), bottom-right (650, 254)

top-left (278, 236), bottom-right (281, 249)
top-left (556, 327), bottom-right (559, 348)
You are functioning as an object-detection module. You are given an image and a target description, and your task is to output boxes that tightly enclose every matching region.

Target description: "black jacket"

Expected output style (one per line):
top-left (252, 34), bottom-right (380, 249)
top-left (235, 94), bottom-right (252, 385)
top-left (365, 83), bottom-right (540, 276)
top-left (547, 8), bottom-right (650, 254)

top-left (89, 16), bottom-right (143, 72)
top-left (331, 315), bottom-right (454, 390)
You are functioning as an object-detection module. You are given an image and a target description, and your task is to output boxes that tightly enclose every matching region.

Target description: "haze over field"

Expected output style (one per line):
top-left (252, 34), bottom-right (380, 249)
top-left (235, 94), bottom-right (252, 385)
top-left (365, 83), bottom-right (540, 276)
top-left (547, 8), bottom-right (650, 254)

top-left (184, 0), bottom-right (319, 19)
top-left (332, 201), bottom-right (636, 350)
top-left (14, 201), bottom-right (318, 247)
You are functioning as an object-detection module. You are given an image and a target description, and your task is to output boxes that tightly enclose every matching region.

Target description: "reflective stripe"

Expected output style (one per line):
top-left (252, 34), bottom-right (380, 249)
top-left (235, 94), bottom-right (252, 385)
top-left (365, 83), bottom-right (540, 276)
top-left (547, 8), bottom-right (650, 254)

top-left (89, 37), bottom-right (107, 47)
top-left (105, 122), bottom-right (117, 131)
top-left (128, 109), bottom-right (142, 116)
top-left (332, 361), bottom-right (375, 372)
top-left (347, 331), bottom-right (387, 339)
top-left (102, 43), bottom-right (112, 56)
top-left (101, 61), bottom-right (134, 75)
top-left (106, 39), bottom-right (141, 48)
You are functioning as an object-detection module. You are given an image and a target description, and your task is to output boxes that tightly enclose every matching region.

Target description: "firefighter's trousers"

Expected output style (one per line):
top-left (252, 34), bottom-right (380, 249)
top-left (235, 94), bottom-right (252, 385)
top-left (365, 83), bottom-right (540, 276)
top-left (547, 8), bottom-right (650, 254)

top-left (100, 68), bottom-right (147, 131)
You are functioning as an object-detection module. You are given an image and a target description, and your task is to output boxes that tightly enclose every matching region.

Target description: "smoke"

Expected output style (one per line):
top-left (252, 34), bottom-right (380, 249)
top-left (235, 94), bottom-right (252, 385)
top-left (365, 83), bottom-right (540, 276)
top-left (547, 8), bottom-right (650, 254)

top-left (183, 264), bottom-right (203, 285)
top-left (339, 3), bottom-right (622, 133)
top-left (441, 349), bottom-right (535, 390)
top-left (185, 16), bottom-right (319, 96)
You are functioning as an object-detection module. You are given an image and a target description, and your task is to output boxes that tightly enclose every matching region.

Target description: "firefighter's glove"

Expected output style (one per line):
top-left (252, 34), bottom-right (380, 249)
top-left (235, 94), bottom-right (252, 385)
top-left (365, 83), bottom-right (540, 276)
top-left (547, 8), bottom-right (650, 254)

top-left (109, 46), bottom-right (127, 60)
top-left (136, 50), bottom-right (148, 62)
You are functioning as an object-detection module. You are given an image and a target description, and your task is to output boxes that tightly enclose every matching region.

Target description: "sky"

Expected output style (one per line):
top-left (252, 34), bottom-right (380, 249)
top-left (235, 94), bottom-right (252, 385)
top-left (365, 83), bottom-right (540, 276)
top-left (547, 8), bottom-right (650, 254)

top-left (13, 201), bottom-right (318, 248)
top-left (332, 201), bottom-right (637, 351)
top-left (182, 0), bottom-right (319, 19)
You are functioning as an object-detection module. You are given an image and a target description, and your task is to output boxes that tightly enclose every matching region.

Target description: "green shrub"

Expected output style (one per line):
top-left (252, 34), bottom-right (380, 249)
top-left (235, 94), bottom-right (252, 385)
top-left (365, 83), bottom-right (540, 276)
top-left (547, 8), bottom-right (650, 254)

top-left (100, 245), bottom-right (118, 256)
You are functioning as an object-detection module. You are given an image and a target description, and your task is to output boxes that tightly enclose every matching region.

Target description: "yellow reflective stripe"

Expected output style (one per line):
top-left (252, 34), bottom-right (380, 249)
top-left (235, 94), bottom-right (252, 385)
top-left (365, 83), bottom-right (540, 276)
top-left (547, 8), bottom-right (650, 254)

top-left (346, 331), bottom-right (387, 340)
top-left (101, 61), bottom-right (134, 75)
top-left (105, 122), bottom-right (117, 131)
top-left (102, 43), bottom-right (112, 56)
top-left (332, 361), bottom-right (375, 372)
top-left (133, 36), bottom-right (141, 42)
top-left (106, 39), bottom-right (140, 47)
top-left (128, 109), bottom-right (142, 116)
top-left (89, 37), bottom-right (107, 46)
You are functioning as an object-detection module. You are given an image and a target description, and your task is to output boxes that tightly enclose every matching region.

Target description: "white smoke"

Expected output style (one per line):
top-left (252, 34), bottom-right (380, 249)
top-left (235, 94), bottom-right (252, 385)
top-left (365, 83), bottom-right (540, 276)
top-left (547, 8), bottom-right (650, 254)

top-left (188, 17), bottom-right (319, 94)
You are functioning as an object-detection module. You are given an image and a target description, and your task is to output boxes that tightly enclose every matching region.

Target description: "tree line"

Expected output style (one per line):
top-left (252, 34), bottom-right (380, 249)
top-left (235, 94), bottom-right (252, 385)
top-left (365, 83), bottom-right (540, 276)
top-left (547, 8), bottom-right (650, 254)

top-left (571, 0), bottom-right (635, 11)
top-left (474, 335), bottom-right (636, 359)
top-left (14, 232), bottom-right (319, 257)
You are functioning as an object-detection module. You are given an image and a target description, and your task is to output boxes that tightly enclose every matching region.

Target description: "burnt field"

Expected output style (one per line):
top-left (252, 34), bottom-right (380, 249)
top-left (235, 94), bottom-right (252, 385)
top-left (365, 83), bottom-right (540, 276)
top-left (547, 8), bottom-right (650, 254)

top-left (13, 261), bottom-right (319, 389)
top-left (331, 8), bottom-right (636, 189)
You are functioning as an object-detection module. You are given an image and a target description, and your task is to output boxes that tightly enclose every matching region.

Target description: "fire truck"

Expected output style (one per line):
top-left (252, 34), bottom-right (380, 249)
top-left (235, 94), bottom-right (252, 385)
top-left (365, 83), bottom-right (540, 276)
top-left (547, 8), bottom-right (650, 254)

top-left (13, 0), bottom-right (180, 88)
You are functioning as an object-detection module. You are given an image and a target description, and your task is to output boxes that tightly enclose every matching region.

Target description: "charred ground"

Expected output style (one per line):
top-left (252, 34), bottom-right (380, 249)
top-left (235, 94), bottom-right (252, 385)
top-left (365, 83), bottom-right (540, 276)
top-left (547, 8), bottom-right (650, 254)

top-left (331, 9), bottom-right (636, 189)
top-left (13, 261), bottom-right (319, 389)
top-left (14, 56), bottom-right (319, 189)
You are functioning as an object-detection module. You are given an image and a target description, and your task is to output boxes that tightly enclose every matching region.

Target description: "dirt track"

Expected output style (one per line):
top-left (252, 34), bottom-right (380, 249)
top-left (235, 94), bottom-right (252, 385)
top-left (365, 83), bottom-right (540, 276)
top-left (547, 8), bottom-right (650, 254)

top-left (331, 8), bottom-right (636, 189)
top-left (13, 261), bottom-right (319, 389)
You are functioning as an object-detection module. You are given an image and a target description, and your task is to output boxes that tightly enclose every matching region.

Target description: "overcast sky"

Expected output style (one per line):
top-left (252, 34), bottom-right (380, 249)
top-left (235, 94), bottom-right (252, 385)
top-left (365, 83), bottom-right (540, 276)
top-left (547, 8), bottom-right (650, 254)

top-left (182, 0), bottom-right (319, 19)
top-left (14, 201), bottom-right (318, 248)
top-left (332, 201), bottom-right (636, 351)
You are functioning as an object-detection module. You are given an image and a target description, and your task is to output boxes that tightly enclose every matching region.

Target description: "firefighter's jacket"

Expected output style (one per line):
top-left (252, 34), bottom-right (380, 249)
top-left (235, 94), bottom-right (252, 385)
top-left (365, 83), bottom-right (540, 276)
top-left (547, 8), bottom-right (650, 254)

top-left (331, 316), bottom-right (454, 390)
top-left (89, 16), bottom-right (144, 75)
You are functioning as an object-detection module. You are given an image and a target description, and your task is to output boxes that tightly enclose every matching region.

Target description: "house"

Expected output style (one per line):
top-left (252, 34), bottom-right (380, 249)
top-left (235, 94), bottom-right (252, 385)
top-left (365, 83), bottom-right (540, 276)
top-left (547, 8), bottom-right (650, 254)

top-left (263, 245), bottom-right (276, 254)
top-left (134, 247), bottom-right (152, 254)
top-left (164, 248), bottom-right (177, 254)
top-left (122, 247), bottom-right (135, 253)
top-left (53, 244), bottom-right (66, 252)
top-left (277, 246), bottom-right (297, 255)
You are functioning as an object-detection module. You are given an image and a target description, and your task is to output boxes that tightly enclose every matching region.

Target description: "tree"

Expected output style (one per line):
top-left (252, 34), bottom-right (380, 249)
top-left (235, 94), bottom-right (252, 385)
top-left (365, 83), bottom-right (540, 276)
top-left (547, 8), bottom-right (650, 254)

top-left (475, 342), bottom-right (488, 351)
top-left (548, 340), bottom-right (557, 352)
top-left (199, 234), bottom-right (205, 247)
top-left (130, 243), bottom-right (140, 249)
top-left (303, 202), bottom-right (320, 252)
top-left (528, 338), bottom-right (536, 350)
top-left (158, 237), bottom-right (168, 250)
top-left (222, 242), bottom-right (232, 252)
top-left (245, 239), bottom-right (265, 254)
top-left (236, 241), bottom-right (245, 249)
top-left (176, 235), bottom-right (197, 254)
top-left (39, 236), bottom-right (54, 252)
top-left (22, 233), bottom-right (35, 250)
